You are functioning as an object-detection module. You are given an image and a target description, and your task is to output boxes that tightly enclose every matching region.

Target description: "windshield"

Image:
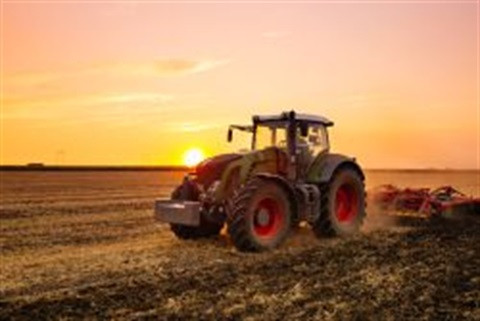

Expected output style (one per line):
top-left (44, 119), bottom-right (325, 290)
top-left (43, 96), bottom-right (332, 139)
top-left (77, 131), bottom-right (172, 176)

top-left (299, 124), bottom-right (329, 155)
top-left (231, 121), bottom-right (329, 153)
top-left (228, 127), bottom-right (253, 152)
top-left (254, 124), bottom-right (288, 150)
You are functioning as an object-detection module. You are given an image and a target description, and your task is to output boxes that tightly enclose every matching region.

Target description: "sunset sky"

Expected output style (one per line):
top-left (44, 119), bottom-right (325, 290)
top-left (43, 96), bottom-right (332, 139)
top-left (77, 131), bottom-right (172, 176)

top-left (1, 1), bottom-right (478, 168)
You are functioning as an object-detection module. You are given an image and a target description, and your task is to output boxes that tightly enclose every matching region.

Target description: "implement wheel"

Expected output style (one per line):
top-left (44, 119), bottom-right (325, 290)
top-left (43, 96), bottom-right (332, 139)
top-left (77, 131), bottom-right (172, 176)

top-left (227, 177), bottom-right (292, 252)
top-left (313, 167), bottom-right (366, 237)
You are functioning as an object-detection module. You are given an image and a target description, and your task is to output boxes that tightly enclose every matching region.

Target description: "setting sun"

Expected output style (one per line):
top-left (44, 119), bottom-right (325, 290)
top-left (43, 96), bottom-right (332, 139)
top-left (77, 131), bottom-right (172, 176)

top-left (183, 148), bottom-right (206, 167)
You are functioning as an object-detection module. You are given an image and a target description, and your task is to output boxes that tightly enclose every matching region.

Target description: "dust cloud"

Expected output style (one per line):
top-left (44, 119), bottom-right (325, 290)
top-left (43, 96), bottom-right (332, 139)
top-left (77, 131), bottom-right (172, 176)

top-left (362, 202), bottom-right (399, 233)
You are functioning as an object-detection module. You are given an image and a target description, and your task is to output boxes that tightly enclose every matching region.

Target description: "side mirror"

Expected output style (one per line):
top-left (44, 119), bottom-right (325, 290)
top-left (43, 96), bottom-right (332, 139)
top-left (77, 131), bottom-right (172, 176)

top-left (227, 128), bottom-right (233, 142)
top-left (300, 123), bottom-right (309, 137)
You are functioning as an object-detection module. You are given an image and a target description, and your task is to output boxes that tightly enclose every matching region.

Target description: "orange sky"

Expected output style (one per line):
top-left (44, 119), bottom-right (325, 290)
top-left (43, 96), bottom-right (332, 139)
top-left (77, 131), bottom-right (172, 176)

top-left (1, 1), bottom-right (479, 168)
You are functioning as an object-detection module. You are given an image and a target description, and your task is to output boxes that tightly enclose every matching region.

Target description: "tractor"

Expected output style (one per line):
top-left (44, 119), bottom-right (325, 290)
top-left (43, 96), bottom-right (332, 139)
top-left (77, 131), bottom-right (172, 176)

top-left (155, 111), bottom-right (366, 252)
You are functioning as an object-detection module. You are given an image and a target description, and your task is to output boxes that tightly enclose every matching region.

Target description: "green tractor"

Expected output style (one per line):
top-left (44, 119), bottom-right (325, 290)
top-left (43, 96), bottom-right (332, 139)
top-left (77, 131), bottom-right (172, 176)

top-left (155, 111), bottom-right (366, 252)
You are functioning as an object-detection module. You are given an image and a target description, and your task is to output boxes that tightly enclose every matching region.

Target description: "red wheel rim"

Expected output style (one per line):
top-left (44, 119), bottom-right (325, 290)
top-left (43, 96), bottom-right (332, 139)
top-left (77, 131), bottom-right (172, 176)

top-left (335, 184), bottom-right (358, 223)
top-left (253, 197), bottom-right (284, 238)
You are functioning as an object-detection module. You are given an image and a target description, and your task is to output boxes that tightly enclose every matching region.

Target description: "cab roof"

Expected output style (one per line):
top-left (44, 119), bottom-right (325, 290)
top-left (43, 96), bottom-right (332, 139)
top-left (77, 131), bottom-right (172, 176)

top-left (253, 110), bottom-right (334, 127)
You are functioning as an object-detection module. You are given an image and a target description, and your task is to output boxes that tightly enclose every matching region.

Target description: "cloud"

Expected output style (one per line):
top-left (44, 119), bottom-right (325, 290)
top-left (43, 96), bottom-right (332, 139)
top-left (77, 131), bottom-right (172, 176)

top-left (153, 58), bottom-right (230, 75)
top-left (3, 92), bottom-right (173, 108)
top-left (189, 59), bottom-right (231, 74)
top-left (3, 73), bottom-right (60, 88)
top-left (1, 92), bottom-right (173, 120)
top-left (4, 58), bottom-right (231, 88)
top-left (96, 93), bottom-right (174, 105)
top-left (164, 121), bottom-right (223, 133)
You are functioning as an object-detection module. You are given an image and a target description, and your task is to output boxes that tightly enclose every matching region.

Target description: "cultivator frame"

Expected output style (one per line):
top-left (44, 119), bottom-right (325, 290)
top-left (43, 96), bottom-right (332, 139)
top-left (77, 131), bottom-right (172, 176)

top-left (371, 185), bottom-right (480, 217)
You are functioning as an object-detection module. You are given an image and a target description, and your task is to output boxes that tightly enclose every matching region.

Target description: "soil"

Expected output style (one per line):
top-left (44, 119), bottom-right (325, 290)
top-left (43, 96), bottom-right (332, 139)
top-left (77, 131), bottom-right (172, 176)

top-left (0, 171), bottom-right (479, 320)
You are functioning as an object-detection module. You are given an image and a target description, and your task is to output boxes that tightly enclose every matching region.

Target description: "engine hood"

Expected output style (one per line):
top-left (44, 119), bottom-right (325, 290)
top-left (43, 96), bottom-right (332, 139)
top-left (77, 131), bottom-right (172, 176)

top-left (195, 153), bottom-right (242, 186)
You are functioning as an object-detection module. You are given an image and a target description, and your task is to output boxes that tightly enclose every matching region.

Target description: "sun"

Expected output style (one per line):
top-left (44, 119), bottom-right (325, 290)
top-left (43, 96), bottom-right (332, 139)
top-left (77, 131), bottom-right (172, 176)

top-left (183, 148), bottom-right (206, 167)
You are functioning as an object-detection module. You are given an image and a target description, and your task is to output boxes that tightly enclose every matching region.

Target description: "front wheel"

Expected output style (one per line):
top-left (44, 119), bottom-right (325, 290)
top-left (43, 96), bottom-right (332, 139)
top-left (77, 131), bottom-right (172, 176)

top-left (312, 167), bottom-right (366, 237)
top-left (227, 177), bottom-right (292, 252)
top-left (169, 182), bottom-right (223, 239)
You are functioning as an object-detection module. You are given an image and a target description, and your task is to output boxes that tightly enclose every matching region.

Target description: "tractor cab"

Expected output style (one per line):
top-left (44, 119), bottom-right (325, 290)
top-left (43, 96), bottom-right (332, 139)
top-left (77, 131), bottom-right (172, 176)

top-left (228, 111), bottom-right (334, 180)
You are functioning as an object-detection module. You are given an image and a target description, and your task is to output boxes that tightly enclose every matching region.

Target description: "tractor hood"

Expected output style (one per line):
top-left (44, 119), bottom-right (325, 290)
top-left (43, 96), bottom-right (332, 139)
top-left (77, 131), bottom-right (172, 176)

top-left (195, 153), bottom-right (242, 186)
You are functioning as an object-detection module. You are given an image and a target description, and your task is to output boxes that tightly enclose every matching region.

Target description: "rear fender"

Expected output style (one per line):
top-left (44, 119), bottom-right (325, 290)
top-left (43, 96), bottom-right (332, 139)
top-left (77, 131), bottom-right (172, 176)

top-left (307, 153), bottom-right (364, 184)
top-left (215, 149), bottom-right (280, 201)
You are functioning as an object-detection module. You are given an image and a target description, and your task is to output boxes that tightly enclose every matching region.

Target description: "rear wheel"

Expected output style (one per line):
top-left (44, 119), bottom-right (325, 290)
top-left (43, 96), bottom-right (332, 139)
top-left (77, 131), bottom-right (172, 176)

top-left (312, 167), bottom-right (366, 237)
top-left (227, 177), bottom-right (292, 252)
top-left (169, 182), bottom-right (223, 239)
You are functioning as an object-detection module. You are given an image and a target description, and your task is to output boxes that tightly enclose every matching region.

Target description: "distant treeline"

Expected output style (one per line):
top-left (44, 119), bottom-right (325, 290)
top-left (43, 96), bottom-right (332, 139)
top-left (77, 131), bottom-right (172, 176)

top-left (0, 165), bottom-right (189, 172)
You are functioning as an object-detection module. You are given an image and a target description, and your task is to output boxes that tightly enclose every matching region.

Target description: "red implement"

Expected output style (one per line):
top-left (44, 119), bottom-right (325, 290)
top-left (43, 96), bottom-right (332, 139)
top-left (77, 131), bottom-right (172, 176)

top-left (371, 185), bottom-right (480, 217)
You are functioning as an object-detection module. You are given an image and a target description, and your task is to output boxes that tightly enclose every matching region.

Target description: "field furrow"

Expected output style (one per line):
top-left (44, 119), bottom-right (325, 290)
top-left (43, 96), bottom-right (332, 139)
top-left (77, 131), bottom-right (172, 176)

top-left (1, 170), bottom-right (479, 320)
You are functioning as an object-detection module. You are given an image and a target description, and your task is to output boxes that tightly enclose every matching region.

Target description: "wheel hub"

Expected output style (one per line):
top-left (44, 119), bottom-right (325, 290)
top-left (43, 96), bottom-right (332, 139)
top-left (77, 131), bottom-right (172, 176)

top-left (253, 197), bottom-right (284, 237)
top-left (256, 209), bottom-right (271, 226)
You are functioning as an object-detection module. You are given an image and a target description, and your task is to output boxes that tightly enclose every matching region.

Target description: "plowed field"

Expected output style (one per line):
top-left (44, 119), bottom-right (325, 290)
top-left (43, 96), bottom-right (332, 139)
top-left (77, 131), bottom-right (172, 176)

top-left (1, 170), bottom-right (479, 320)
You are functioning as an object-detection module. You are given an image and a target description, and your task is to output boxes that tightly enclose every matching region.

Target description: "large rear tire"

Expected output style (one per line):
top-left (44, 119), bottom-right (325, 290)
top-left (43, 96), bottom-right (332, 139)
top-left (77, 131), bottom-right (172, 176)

top-left (169, 182), bottom-right (223, 239)
top-left (227, 177), bottom-right (292, 252)
top-left (312, 167), bottom-right (366, 237)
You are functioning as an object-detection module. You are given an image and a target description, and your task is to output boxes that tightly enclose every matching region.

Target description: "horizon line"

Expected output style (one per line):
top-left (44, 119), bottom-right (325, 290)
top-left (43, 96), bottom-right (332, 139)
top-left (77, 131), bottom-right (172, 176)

top-left (0, 164), bottom-right (479, 172)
